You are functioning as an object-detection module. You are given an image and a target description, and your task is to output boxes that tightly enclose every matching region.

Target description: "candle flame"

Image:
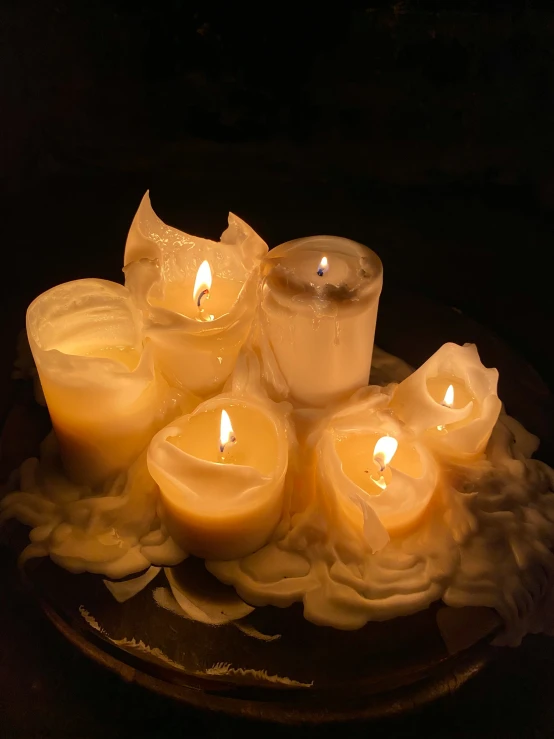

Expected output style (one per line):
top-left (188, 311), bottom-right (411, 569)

top-left (442, 384), bottom-right (454, 408)
top-left (193, 260), bottom-right (212, 307)
top-left (373, 436), bottom-right (398, 473)
top-left (219, 409), bottom-right (236, 454)
top-left (317, 256), bottom-right (329, 276)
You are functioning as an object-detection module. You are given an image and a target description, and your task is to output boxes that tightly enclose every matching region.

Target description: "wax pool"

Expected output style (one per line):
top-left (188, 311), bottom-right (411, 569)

top-left (82, 345), bottom-right (141, 370)
top-left (169, 405), bottom-right (279, 472)
top-left (335, 432), bottom-right (423, 497)
top-left (149, 277), bottom-right (244, 322)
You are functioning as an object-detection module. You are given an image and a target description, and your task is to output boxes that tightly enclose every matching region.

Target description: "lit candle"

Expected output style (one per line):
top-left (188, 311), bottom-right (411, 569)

top-left (254, 236), bottom-right (383, 408)
top-left (26, 279), bottom-right (168, 486)
top-left (147, 396), bottom-right (289, 560)
top-left (124, 192), bottom-right (267, 398)
top-left (391, 342), bottom-right (501, 459)
top-left (310, 394), bottom-right (438, 552)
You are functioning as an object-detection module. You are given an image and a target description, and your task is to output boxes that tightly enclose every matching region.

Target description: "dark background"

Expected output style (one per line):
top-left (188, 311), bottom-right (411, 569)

top-left (2, 1), bottom-right (554, 737)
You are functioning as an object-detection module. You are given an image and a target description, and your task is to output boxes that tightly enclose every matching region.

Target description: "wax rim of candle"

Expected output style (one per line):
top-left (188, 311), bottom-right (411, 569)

top-left (317, 399), bottom-right (439, 536)
top-left (391, 342), bottom-right (501, 455)
top-left (265, 235), bottom-right (382, 265)
top-left (124, 257), bottom-right (258, 332)
top-left (147, 395), bottom-right (289, 515)
top-left (26, 278), bottom-right (157, 387)
top-left (263, 238), bottom-right (383, 306)
top-left (124, 191), bottom-right (268, 268)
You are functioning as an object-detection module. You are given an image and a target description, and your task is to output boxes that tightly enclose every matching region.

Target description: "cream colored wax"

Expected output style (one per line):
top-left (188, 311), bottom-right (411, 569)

top-left (255, 236), bottom-right (383, 408)
top-left (147, 397), bottom-right (289, 560)
top-left (330, 424), bottom-right (437, 536)
top-left (391, 343), bottom-right (501, 459)
top-left (123, 192), bottom-right (267, 398)
top-left (336, 431), bottom-right (423, 497)
top-left (26, 279), bottom-right (163, 487)
top-left (309, 393), bottom-right (439, 555)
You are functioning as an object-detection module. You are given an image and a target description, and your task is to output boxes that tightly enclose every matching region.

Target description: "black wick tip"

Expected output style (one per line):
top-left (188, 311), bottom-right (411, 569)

top-left (197, 288), bottom-right (210, 308)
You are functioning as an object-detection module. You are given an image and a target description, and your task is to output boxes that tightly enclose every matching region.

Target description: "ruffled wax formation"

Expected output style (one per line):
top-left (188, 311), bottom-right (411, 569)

top-left (123, 192), bottom-right (268, 399)
top-left (2, 192), bottom-right (554, 646)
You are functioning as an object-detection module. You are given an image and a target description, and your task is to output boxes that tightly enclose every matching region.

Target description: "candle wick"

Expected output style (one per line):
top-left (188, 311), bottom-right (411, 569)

top-left (317, 267), bottom-right (325, 277)
top-left (197, 288), bottom-right (210, 308)
top-left (219, 434), bottom-right (236, 454)
top-left (374, 454), bottom-right (385, 473)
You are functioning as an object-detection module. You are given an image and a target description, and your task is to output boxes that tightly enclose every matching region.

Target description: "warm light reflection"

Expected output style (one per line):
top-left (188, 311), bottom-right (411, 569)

top-left (373, 436), bottom-right (398, 473)
top-left (317, 256), bottom-right (329, 276)
top-left (442, 384), bottom-right (454, 408)
top-left (219, 409), bottom-right (236, 454)
top-left (193, 260), bottom-right (212, 307)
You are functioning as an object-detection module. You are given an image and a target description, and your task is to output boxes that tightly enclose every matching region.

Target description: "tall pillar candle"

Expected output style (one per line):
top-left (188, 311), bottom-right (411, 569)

top-left (26, 279), bottom-right (168, 487)
top-left (255, 236), bottom-right (383, 408)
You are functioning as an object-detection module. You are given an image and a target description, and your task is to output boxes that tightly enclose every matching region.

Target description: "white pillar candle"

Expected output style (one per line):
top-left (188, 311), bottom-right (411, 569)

top-left (313, 394), bottom-right (438, 552)
top-left (254, 236), bottom-right (383, 408)
top-left (26, 279), bottom-right (171, 487)
top-left (123, 193), bottom-right (267, 398)
top-left (147, 395), bottom-right (289, 560)
top-left (390, 342), bottom-right (502, 459)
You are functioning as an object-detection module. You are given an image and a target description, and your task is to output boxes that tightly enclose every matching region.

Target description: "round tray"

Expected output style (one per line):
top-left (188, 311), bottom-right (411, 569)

top-left (2, 286), bottom-right (552, 724)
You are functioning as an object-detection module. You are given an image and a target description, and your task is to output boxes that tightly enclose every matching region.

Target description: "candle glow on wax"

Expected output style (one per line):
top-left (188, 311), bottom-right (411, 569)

top-left (219, 409), bottom-right (236, 454)
top-left (391, 343), bottom-right (501, 458)
top-left (147, 396), bottom-right (289, 560)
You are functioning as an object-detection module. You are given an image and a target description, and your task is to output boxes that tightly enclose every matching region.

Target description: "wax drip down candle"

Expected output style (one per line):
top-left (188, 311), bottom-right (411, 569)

top-left (123, 192), bottom-right (267, 398)
top-left (26, 279), bottom-right (167, 487)
top-left (253, 236), bottom-right (383, 408)
top-left (390, 342), bottom-right (501, 459)
top-left (147, 395), bottom-right (289, 560)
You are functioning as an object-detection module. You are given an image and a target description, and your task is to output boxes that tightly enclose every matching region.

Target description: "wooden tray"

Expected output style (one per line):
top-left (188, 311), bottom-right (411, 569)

top-left (1, 286), bottom-right (552, 724)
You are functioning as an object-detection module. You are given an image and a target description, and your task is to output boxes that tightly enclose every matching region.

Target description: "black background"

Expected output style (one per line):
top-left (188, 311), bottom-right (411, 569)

top-left (2, 1), bottom-right (554, 737)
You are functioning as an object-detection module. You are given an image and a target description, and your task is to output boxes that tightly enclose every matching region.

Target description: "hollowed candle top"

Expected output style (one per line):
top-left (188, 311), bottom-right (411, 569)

top-left (263, 236), bottom-right (382, 313)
